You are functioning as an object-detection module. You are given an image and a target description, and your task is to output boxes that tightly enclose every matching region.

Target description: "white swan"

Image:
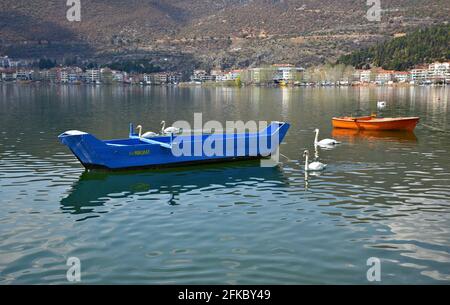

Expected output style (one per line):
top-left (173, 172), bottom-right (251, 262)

top-left (303, 150), bottom-right (326, 171)
top-left (136, 125), bottom-right (158, 138)
top-left (314, 128), bottom-right (340, 146)
top-left (161, 120), bottom-right (182, 134)
top-left (377, 101), bottom-right (386, 108)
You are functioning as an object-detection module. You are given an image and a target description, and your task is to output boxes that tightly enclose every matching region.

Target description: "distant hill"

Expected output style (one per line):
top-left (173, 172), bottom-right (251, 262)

top-left (1, 0), bottom-right (449, 70)
top-left (337, 24), bottom-right (450, 70)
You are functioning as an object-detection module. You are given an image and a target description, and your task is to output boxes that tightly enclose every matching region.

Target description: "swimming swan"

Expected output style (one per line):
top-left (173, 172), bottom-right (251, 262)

top-left (303, 150), bottom-right (326, 171)
top-left (314, 128), bottom-right (340, 146)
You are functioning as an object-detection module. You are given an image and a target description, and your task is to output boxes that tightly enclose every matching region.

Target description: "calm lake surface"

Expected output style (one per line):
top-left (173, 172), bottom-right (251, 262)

top-left (0, 84), bottom-right (449, 284)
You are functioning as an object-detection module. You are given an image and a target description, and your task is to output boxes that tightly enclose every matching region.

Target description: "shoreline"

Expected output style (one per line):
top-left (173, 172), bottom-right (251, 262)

top-left (0, 81), bottom-right (448, 88)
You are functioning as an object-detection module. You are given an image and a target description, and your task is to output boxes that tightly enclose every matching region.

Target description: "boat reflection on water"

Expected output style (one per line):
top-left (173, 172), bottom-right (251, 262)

top-left (332, 128), bottom-right (418, 143)
top-left (60, 160), bottom-right (288, 217)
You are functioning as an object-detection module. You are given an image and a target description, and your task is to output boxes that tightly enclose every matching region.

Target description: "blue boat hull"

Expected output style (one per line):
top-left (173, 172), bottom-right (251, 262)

top-left (59, 122), bottom-right (290, 170)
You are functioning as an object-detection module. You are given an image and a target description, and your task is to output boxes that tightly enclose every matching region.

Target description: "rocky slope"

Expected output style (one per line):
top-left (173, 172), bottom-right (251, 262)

top-left (1, 0), bottom-right (448, 70)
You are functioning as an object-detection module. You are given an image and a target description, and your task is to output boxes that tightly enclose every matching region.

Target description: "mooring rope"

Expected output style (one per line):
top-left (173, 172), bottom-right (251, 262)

top-left (279, 153), bottom-right (295, 162)
top-left (421, 124), bottom-right (450, 134)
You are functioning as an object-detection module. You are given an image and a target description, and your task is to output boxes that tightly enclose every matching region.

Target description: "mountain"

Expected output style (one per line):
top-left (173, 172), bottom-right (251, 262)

top-left (1, 0), bottom-right (449, 71)
top-left (337, 24), bottom-right (450, 70)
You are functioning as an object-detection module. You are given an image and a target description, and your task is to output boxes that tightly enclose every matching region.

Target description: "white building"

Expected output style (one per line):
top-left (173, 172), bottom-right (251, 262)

top-left (394, 72), bottom-right (410, 83)
top-left (273, 65), bottom-right (303, 81)
top-left (410, 68), bottom-right (428, 81)
top-left (225, 70), bottom-right (242, 81)
top-left (427, 62), bottom-right (450, 80)
top-left (210, 69), bottom-right (223, 82)
top-left (143, 74), bottom-right (152, 85)
top-left (190, 70), bottom-right (209, 82)
top-left (375, 70), bottom-right (395, 84)
top-left (86, 69), bottom-right (100, 83)
top-left (1, 69), bottom-right (17, 81)
top-left (60, 70), bottom-right (69, 83)
top-left (16, 70), bottom-right (31, 81)
top-left (360, 70), bottom-right (372, 83)
top-left (154, 73), bottom-right (169, 84)
top-left (68, 71), bottom-right (80, 83)
top-left (167, 72), bottom-right (182, 83)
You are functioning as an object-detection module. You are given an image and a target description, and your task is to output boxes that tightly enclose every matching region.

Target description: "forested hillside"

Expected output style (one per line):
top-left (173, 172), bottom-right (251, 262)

top-left (337, 25), bottom-right (450, 70)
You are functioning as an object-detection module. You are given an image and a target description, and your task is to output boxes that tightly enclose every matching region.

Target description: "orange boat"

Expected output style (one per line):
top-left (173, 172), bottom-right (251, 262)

top-left (332, 128), bottom-right (418, 143)
top-left (332, 116), bottom-right (419, 131)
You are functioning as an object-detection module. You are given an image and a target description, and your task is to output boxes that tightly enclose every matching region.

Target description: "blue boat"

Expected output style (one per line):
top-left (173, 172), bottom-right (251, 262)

top-left (58, 122), bottom-right (290, 170)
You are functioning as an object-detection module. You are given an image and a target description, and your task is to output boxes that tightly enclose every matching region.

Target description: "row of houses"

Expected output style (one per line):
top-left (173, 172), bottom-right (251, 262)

top-left (190, 62), bottom-right (450, 86)
top-left (190, 69), bottom-right (243, 82)
top-left (190, 64), bottom-right (305, 84)
top-left (353, 62), bottom-right (450, 85)
top-left (0, 66), bottom-right (182, 85)
top-left (2, 59), bottom-right (449, 86)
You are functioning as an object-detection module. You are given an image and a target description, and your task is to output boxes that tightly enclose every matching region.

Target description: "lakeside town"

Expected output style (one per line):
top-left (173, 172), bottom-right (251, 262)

top-left (1, 55), bottom-right (449, 87)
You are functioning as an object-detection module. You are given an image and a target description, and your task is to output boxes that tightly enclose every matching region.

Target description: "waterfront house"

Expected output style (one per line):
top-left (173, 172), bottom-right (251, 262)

top-left (167, 72), bottom-right (182, 83)
top-left (410, 68), bottom-right (428, 82)
top-left (210, 69), bottom-right (223, 82)
top-left (60, 69), bottom-right (69, 83)
top-left (394, 71), bottom-right (410, 83)
top-left (68, 68), bottom-right (82, 83)
top-left (147, 72), bottom-right (182, 84)
top-left (16, 70), bottom-right (32, 81)
top-left (427, 62), bottom-right (450, 82)
top-left (360, 70), bottom-right (372, 83)
top-left (1, 68), bottom-right (17, 81)
top-left (273, 64), bottom-right (303, 81)
top-left (86, 69), bottom-right (101, 84)
top-left (143, 72), bottom-right (168, 85)
top-left (154, 72), bottom-right (169, 84)
top-left (143, 74), bottom-right (152, 85)
top-left (225, 70), bottom-right (242, 81)
top-left (60, 67), bottom-right (83, 83)
top-left (375, 69), bottom-right (395, 84)
top-left (190, 70), bottom-right (209, 82)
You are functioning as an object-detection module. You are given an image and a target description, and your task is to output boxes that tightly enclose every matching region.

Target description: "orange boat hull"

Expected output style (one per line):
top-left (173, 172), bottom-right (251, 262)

top-left (332, 116), bottom-right (419, 131)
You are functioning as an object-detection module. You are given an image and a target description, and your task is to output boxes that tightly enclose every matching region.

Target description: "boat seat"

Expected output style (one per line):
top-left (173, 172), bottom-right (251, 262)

top-left (129, 136), bottom-right (172, 149)
top-left (106, 143), bottom-right (127, 147)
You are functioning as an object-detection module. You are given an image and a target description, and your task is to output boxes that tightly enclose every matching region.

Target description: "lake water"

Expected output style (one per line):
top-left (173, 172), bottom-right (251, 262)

top-left (0, 84), bottom-right (449, 284)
